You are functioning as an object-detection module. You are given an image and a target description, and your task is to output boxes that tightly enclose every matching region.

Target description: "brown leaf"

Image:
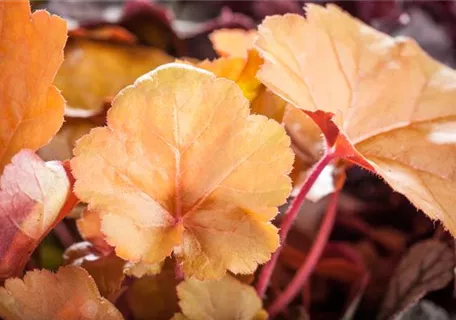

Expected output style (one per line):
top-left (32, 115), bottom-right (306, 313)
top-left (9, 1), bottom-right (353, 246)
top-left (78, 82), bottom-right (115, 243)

top-left (64, 242), bottom-right (125, 301)
top-left (379, 240), bottom-right (455, 320)
top-left (126, 259), bottom-right (178, 320)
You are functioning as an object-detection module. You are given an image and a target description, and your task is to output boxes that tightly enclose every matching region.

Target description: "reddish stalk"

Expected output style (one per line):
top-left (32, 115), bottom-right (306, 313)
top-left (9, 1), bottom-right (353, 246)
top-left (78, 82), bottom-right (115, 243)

top-left (256, 151), bottom-right (335, 298)
top-left (268, 187), bottom-right (341, 317)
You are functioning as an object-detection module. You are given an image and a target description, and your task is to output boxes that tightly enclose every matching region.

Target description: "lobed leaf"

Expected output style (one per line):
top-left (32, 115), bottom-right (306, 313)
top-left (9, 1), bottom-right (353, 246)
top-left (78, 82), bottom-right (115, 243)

top-left (0, 0), bottom-right (67, 172)
top-left (173, 275), bottom-right (267, 320)
top-left (71, 63), bottom-right (294, 279)
top-left (0, 266), bottom-right (123, 320)
top-left (255, 4), bottom-right (456, 234)
top-left (208, 27), bottom-right (328, 194)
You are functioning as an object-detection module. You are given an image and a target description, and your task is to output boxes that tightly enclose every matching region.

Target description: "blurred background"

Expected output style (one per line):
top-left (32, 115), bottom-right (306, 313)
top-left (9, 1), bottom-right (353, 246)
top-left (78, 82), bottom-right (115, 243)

top-left (36, 0), bottom-right (456, 64)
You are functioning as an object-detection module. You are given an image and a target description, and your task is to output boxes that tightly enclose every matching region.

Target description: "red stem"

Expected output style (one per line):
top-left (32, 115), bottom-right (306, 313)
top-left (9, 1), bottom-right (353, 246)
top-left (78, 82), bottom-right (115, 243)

top-left (256, 151), bottom-right (335, 298)
top-left (268, 187), bottom-right (341, 317)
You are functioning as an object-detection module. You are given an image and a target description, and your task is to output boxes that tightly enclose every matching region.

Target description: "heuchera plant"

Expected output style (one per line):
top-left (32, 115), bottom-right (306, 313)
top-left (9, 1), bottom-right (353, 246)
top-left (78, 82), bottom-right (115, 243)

top-left (1, 0), bottom-right (456, 319)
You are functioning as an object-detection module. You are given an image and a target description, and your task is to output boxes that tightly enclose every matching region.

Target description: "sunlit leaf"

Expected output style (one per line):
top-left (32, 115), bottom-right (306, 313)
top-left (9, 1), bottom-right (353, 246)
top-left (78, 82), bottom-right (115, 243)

top-left (181, 49), bottom-right (263, 102)
top-left (255, 4), bottom-right (456, 234)
top-left (173, 275), bottom-right (267, 320)
top-left (0, 150), bottom-right (75, 281)
top-left (0, 0), bottom-right (67, 172)
top-left (0, 266), bottom-right (123, 320)
top-left (71, 63), bottom-right (293, 279)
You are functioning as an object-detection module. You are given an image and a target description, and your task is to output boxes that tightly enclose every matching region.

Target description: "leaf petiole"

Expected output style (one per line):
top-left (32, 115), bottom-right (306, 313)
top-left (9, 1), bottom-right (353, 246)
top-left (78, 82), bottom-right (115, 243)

top-left (256, 148), bottom-right (336, 298)
top-left (268, 183), bottom-right (342, 317)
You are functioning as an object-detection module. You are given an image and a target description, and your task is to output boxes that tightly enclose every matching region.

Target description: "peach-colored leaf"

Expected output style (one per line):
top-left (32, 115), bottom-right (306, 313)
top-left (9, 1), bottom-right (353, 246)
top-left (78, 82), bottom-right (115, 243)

top-left (0, 0), bottom-right (67, 173)
top-left (76, 209), bottom-right (112, 255)
top-left (0, 266), bottom-right (123, 320)
top-left (0, 150), bottom-right (74, 281)
top-left (209, 29), bottom-right (257, 58)
top-left (54, 37), bottom-right (173, 111)
top-left (71, 63), bottom-right (293, 279)
top-left (173, 275), bottom-right (267, 320)
top-left (255, 4), bottom-right (456, 234)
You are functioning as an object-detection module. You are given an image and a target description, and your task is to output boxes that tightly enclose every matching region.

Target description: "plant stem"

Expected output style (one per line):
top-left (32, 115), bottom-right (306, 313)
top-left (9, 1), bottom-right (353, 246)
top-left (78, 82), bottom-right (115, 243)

top-left (268, 187), bottom-right (341, 317)
top-left (256, 151), bottom-right (335, 298)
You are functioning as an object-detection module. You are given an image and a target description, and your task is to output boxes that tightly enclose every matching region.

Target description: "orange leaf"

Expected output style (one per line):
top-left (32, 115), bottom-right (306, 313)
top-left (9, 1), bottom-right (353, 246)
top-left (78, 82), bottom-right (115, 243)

top-left (54, 37), bottom-right (173, 111)
top-left (172, 275), bottom-right (266, 320)
top-left (71, 63), bottom-right (294, 279)
top-left (250, 87), bottom-right (287, 123)
top-left (0, 150), bottom-right (74, 281)
top-left (181, 49), bottom-right (263, 102)
top-left (0, 266), bottom-right (123, 320)
top-left (209, 28), bottom-right (257, 58)
top-left (0, 0), bottom-right (67, 173)
top-left (76, 209), bottom-right (112, 255)
top-left (255, 4), bottom-right (456, 234)
top-left (69, 26), bottom-right (138, 44)
top-left (209, 28), bottom-right (328, 189)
